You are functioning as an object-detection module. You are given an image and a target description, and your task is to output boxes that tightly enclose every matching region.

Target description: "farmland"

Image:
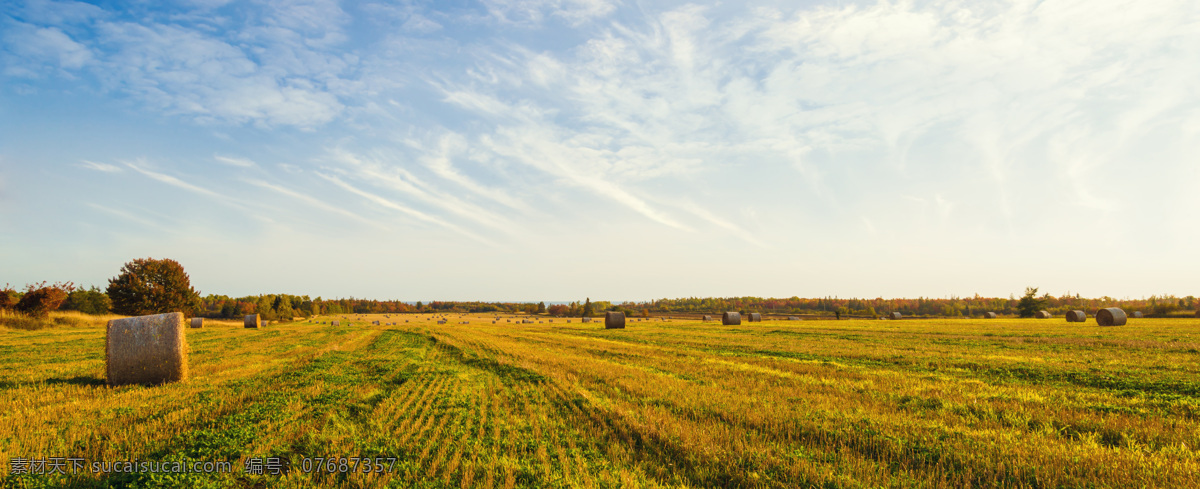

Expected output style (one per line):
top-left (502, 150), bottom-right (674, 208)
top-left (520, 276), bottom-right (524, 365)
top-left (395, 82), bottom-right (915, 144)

top-left (3, 314), bottom-right (1199, 488)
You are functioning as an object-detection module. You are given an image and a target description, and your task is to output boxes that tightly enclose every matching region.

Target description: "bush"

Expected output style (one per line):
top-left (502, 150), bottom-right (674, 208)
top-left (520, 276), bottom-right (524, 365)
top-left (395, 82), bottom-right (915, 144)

top-left (61, 286), bottom-right (113, 315)
top-left (107, 257), bottom-right (201, 316)
top-left (0, 287), bottom-right (16, 310)
top-left (15, 282), bottom-right (75, 318)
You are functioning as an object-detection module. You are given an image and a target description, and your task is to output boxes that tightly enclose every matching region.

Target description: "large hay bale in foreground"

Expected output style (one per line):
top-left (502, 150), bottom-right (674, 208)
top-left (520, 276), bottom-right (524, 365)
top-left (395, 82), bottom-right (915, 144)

top-left (984, 312), bottom-right (997, 319)
top-left (1096, 308), bottom-right (1127, 326)
top-left (189, 318), bottom-right (203, 329)
top-left (1035, 310), bottom-right (1051, 319)
top-left (1131, 311), bottom-right (1143, 318)
top-left (605, 311), bottom-right (625, 329)
top-left (748, 313), bottom-right (762, 322)
top-left (889, 312), bottom-right (902, 320)
top-left (106, 312), bottom-right (188, 386)
top-left (722, 312), bottom-right (741, 326)
top-left (244, 314), bottom-right (261, 329)
top-left (1065, 310), bottom-right (1086, 322)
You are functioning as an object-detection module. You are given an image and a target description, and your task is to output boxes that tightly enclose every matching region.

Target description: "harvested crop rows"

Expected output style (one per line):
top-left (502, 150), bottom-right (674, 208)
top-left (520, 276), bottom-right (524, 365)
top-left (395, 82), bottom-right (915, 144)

top-left (2, 316), bottom-right (1199, 488)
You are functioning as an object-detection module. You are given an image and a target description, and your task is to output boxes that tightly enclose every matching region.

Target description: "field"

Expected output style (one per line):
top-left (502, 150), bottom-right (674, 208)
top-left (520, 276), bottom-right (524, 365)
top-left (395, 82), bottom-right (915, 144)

top-left (2, 313), bottom-right (1199, 488)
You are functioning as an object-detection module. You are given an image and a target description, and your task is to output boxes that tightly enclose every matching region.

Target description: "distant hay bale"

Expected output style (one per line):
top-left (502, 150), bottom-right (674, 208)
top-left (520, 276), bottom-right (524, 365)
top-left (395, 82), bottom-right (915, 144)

top-left (889, 312), bottom-right (902, 320)
top-left (1132, 311), bottom-right (1143, 318)
top-left (190, 318), bottom-right (203, 329)
top-left (787, 316), bottom-right (799, 320)
top-left (748, 313), bottom-right (762, 322)
top-left (722, 312), bottom-right (741, 326)
top-left (106, 312), bottom-right (188, 386)
top-left (1035, 310), bottom-right (1051, 319)
top-left (582, 317), bottom-right (592, 323)
top-left (372, 320), bottom-right (380, 325)
top-left (1096, 308), bottom-right (1127, 327)
top-left (605, 311), bottom-right (626, 329)
top-left (702, 315), bottom-right (713, 321)
top-left (244, 314), bottom-right (261, 329)
top-left (332, 321), bottom-right (340, 326)
top-left (438, 320), bottom-right (447, 325)
top-left (984, 312), bottom-right (997, 319)
top-left (1065, 310), bottom-right (1085, 322)
top-left (567, 320), bottom-right (572, 323)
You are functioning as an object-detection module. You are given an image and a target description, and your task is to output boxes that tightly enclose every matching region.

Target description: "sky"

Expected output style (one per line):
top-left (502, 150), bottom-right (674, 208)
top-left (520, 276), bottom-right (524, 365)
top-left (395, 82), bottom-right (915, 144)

top-left (1, 0), bottom-right (1198, 302)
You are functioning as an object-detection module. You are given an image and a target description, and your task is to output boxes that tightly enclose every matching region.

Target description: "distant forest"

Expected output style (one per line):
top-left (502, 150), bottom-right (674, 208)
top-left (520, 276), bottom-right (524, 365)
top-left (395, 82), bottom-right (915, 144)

top-left (179, 293), bottom-right (1200, 321)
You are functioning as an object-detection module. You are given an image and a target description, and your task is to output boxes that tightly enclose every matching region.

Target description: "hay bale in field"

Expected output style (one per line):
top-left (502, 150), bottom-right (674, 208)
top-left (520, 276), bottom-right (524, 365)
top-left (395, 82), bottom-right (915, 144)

top-left (106, 312), bottom-right (188, 386)
top-left (984, 312), bottom-right (997, 319)
top-left (332, 321), bottom-right (341, 326)
top-left (747, 313), bottom-right (762, 322)
top-left (1132, 311), bottom-right (1143, 318)
top-left (1096, 308), bottom-right (1127, 326)
top-left (582, 317), bottom-right (592, 323)
top-left (722, 312), bottom-right (741, 326)
top-left (702, 315), bottom-right (713, 321)
top-left (190, 318), bottom-right (203, 329)
top-left (605, 311), bottom-right (626, 329)
top-left (244, 314), bottom-right (261, 329)
top-left (372, 320), bottom-right (380, 325)
top-left (437, 320), bottom-right (447, 325)
top-left (787, 316), bottom-right (800, 321)
top-left (889, 312), bottom-right (902, 320)
top-left (567, 320), bottom-right (571, 323)
top-left (1035, 310), bottom-right (1051, 319)
top-left (1065, 310), bottom-right (1086, 322)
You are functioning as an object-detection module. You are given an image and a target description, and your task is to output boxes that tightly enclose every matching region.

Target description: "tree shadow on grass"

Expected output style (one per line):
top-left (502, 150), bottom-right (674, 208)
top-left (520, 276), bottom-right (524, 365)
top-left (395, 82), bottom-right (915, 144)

top-left (0, 375), bottom-right (106, 390)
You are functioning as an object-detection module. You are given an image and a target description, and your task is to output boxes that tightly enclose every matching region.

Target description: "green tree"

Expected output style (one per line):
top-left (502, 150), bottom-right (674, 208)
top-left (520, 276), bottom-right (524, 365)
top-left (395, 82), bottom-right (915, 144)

top-left (537, 301), bottom-right (546, 314)
top-left (61, 286), bottom-right (112, 315)
top-left (1017, 287), bottom-right (1048, 318)
top-left (582, 298), bottom-right (594, 317)
top-left (107, 258), bottom-right (200, 316)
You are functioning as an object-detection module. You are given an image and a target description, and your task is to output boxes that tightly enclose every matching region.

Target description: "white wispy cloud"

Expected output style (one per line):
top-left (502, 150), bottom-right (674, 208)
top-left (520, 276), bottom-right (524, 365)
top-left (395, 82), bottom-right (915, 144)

top-left (315, 172), bottom-right (494, 244)
top-left (214, 155), bottom-right (257, 168)
top-left (79, 160), bottom-right (121, 172)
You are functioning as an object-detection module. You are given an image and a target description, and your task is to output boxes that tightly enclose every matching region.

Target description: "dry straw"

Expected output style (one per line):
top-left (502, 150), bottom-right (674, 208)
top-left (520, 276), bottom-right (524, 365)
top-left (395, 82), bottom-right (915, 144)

top-left (748, 313), bottom-right (762, 322)
top-left (890, 312), bottom-right (902, 320)
top-left (1035, 310), bottom-right (1051, 319)
top-left (1132, 311), bottom-right (1144, 318)
top-left (984, 312), bottom-right (997, 319)
top-left (106, 312), bottom-right (188, 386)
top-left (332, 321), bottom-right (340, 326)
top-left (582, 317), bottom-right (592, 323)
top-left (605, 311), bottom-right (626, 329)
top-left (244, 314), bottom-right (261, 329)
top-left (702, 315), bottom-right (713, 321)
top-left (722, 312), bottom-right (741, 326)
top-left (788, 316), bottom-right (800, 320)
top-left (1096, 308), bottom-right (1127, 326)
top-left (1065, 310), bottom-right (1086, 322)
top-left (189, 318), bottom-right (203, 329)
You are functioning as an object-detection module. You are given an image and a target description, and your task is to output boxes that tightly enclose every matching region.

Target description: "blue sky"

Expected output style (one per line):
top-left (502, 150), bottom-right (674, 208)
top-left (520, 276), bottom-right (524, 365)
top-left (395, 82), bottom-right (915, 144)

top-left (1, 0), bottom-right (1197, 302)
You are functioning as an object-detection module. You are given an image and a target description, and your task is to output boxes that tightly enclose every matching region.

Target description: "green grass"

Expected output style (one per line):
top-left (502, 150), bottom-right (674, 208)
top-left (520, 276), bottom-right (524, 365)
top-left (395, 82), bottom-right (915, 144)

top-left (2, 314), bottom-right (1198, 487)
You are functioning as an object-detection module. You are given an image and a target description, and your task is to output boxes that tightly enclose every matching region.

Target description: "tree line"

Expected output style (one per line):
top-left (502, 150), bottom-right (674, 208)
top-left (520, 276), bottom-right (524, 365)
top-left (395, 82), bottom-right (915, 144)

top-left (6, 257), bottom-right (1196, 319)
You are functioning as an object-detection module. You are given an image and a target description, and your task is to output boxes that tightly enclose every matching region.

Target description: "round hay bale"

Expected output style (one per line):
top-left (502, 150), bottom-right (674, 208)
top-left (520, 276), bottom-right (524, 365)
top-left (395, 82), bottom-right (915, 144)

top-left (1035, 310), bottom-right (1051, 319)
top-left (189, 318), bottom-right (203, 329)
top-left (1131, 311), bottom-right (1143, 318)
top-left (748, 313), bottom-right (762, 322)
top-left (244, 314), bottom-right (261, 329)
top-left (1096, 308), bottom-right (1127, 326)
top-left (106, 312), bottom-right (188, 386)
top-left (889, 312), bottom-right (902, 320)
top-left (582, 317), bottom-right (592, 323)
top-left (787, 316), bottom-right (800, 321)
top-left (332, 320), bottom-right (340, 326)
top-left (722, 312), bottom-right (741, 326)
top-left (1065, 310), bottom-right (1085, 322)
top-left (702, 315), bottom-right (713, 321)
top-left (605, 311), bottom-right (626, 329)
top-left (984, 312), bottom-right (997, 319)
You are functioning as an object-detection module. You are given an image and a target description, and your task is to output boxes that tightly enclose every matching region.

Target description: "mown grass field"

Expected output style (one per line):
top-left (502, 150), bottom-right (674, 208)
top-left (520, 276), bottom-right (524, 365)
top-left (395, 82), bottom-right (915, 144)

top-left (2, 313), bottom-right (1199, 488)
